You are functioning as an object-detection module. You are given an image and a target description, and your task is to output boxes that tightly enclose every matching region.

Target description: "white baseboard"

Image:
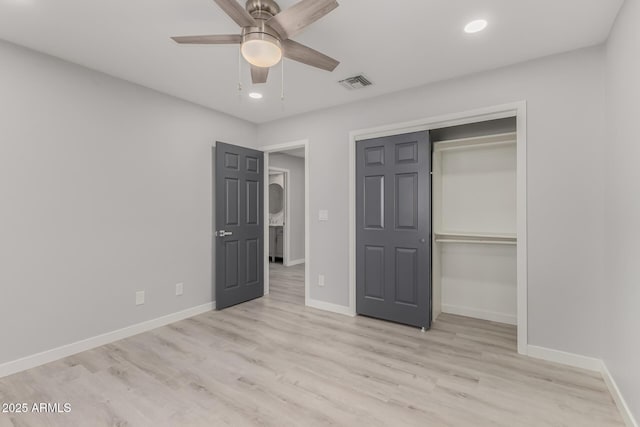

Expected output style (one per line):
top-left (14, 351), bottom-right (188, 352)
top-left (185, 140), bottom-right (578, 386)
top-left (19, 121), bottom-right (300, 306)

top-left (527, 345), bottom-right (602, 372)
top-left (306, 298), bottom-right (355, 317)
top-left (601, 362), bottom-right (638, 427)
top-left (527, 346), bottom-right (636, 425)
top-left (442, 303), bottom-right (517, 325)
top-left (0, 302), bottom-right (215, 379)
top-left (285, 258), bottom-right (305, 267)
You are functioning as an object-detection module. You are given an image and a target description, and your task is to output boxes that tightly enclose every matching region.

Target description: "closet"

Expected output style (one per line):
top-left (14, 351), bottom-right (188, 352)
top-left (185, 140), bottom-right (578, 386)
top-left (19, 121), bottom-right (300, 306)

top-left (431, 118), bottom-right (517, 325)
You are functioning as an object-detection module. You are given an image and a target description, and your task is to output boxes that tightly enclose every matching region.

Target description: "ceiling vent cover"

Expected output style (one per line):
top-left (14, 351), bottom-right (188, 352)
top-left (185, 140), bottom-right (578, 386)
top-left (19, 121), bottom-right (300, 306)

top-left (338, 74), bottom-right (373, 90)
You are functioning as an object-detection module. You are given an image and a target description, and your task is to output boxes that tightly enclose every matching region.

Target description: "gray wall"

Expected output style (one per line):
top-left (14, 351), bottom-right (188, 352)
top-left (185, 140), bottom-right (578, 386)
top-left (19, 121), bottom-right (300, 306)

top-left (0, 40), bottom-right (257, 365)
top-left (257, 46), bottom-right (607, 358)
top-left (269, 153), bottom-right (305, 263)
top-left (604, 0), bottom-right (640, 419)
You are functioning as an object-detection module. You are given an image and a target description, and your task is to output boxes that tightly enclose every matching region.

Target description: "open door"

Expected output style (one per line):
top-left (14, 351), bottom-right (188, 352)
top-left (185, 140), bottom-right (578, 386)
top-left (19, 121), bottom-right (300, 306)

top-left (356, 131), bottom-right (432, 329)
top-left (215, 142), bottom-right (264, 310)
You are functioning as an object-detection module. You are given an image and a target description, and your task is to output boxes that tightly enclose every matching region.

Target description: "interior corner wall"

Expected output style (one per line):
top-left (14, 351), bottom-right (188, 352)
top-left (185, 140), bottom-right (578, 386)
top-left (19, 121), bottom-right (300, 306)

top-left (0, 40), bottom-right (257, 365)
top-left (257, 46), bottom-right (608, 358)
top-left (268, 153), bottom-right (305, 262)
top-left (604, 0), bottom-right (640, 420)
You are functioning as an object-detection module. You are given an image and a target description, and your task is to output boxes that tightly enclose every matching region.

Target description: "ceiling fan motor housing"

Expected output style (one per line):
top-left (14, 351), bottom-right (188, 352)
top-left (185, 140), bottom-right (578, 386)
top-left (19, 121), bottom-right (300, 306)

top-left (243, 0), bottom-right (282, 45)
top-left (245, 0), bottom-right (281, 21)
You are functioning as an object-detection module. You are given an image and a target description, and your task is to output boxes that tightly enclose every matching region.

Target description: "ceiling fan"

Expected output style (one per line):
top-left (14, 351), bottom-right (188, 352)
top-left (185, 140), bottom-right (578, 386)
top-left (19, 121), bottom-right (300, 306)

top-left (172, 0), bottom-right (340, 84)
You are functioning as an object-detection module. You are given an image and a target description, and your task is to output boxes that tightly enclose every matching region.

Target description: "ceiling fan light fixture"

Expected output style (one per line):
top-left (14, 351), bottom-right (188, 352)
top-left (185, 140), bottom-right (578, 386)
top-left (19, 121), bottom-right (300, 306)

top-left (241, 33), bottom-right (282, 68)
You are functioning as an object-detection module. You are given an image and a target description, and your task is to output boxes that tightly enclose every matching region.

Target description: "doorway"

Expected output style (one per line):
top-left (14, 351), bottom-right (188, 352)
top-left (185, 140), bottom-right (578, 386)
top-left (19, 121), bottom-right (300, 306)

top-left (263, 140), bottom-right (309, 305)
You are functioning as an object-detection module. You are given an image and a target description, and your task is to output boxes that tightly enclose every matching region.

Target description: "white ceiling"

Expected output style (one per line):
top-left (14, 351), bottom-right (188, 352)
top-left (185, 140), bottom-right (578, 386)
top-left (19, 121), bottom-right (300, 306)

top-left (0, 0), bottom-right (623, 124)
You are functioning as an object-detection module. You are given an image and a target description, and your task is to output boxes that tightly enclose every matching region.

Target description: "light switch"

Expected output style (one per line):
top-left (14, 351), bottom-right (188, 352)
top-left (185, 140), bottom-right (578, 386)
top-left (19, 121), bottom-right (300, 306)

top-left (319, 210), bottom-right (329, 221)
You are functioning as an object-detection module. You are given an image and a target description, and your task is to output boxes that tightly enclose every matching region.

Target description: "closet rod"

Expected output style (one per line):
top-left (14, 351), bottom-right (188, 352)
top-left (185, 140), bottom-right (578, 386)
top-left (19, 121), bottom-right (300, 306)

top-left (435, 239), bottom-right (517, 245)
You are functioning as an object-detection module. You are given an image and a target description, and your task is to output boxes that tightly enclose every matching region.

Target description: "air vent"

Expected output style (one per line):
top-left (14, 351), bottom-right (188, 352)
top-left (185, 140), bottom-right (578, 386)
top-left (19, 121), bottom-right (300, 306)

top-left (338, 74), bottom-right (373, 90)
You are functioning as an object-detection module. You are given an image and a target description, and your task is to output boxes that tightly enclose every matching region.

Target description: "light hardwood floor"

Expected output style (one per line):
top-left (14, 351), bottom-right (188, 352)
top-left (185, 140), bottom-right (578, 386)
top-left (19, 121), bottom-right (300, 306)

top-left (0, 263), bottom-right (624, 426)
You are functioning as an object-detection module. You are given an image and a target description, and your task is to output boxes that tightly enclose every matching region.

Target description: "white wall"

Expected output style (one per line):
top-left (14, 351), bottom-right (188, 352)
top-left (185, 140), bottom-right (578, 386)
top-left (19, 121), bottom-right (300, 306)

top-left (604, 0), bottom-right (640, 420)
top-left (257, 47), bottom-right (607, 358)
top-left (269, 153), bottom-right (305, 263)
top-left (0, 40), bottom-right (257, 365)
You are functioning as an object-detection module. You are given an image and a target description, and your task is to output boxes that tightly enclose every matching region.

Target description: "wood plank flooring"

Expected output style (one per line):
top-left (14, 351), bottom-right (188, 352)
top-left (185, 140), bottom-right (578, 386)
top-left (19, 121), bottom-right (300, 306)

top-left (0, 263), bottom-right (624, 426)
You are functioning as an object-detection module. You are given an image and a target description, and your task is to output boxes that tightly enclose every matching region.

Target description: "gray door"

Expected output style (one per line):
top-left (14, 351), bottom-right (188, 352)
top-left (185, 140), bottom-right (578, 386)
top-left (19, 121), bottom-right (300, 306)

top-left (356, 132), bottom-right (431, 328)
top-left (215, 142), bottom-right (264, 309)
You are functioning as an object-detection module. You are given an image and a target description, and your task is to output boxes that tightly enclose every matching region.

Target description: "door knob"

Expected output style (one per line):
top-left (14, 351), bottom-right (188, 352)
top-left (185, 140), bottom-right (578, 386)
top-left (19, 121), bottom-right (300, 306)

top-left (419, 238), bottom-right (426, 244)
top-left (216, 230), bottom-right (233, 237)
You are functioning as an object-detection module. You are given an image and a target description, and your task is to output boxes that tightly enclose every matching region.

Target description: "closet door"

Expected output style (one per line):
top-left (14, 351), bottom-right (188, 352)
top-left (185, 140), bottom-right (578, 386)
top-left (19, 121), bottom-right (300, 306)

top-left (356, 132), bottom-right (431, 328)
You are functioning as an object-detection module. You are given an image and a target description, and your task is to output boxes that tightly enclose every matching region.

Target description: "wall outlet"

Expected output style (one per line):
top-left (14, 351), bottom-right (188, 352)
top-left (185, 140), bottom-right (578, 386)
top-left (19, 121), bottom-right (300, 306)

top-left (175, 283), bottom-right (184, 296)
top-left (318, 274), bottom-right (325, 287)
top-left (135, 291), bottom-right (145, 306)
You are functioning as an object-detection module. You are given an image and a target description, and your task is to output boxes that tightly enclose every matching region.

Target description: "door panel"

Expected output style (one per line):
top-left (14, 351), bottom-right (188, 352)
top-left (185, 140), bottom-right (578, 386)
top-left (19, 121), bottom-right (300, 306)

top-left (364, 175), bottom-right (385, 229)
top-left (395, 173), bottom-right (418, 229)
top-left (225, 178), bottom-right (240, 225)
top-left (246, 238), bottom-right (260, 285)
top-left (364, 246), bottom-right (385, 300)
top-left (356, 132), bottom-right (431, 328)
top-left (224, 240), bottom-right (239, 289)
top-left (395, 247), bottom-right (418, 305)
top-left (246, 180), bottom-right (259, 225)
top-left (216, 142), bottom-right (264, 309)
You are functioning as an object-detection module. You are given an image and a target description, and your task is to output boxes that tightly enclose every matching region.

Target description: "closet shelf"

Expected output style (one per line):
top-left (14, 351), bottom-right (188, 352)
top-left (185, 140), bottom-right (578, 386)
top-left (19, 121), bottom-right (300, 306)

top-left (433, 132), bottom-right (516, 152)
top-left (434, 231), bottom-right (517, 245)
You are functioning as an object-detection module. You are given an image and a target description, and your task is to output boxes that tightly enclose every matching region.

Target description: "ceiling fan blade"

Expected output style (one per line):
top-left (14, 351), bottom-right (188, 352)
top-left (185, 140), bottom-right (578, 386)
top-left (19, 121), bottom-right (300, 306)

top-left (282, 39), bottom-right (339, 72)
top-left (171, 34), bottom-right (242, 44)
top-left (267, 0), bottom-right (338, 40)
top-left (251, 65), bottom-right (269, 84)
top-left (212, 0), bottom-right (257, 27)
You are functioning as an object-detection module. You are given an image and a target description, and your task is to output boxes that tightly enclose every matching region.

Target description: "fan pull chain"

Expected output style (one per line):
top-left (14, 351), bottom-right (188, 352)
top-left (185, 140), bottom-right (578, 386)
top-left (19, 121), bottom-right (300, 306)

top-left (281, 59), bottom-right (285, 106)
top-left (237, 47), bottom-right (243, 100)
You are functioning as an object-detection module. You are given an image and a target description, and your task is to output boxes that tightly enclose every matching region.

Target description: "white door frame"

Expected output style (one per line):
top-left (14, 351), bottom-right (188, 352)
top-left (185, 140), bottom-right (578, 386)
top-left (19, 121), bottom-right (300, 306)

top-left (262, 140), bottom-right (310, 306)
top-left (268, 166), bottom-right (291, 265)
top-left (348, 101), bottom-right (528, 355)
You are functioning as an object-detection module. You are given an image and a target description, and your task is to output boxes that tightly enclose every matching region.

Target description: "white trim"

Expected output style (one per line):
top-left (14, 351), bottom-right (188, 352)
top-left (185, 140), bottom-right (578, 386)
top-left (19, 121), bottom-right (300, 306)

top-left (286, 258), bottom-right (305, 267)
top-left (348, 101), bottom-right (528, 354)
top-left (349, 103), bottom-right (521, 141)
top-left (306, 298), bottom-right (356, 317)
top-left (0, 302), bottom-right (214, 379)
top-left (441, 304), bottom-right (517, 325)
top-left (261, 140), bottom-right (309, 305)
top-left (526, 345), bottom-right (602, 372)
top-left (601, 362), bottom-right (639, 427)
top-left (268, 165), bottom-right (291, 266)
top-left (515, 102), bottom-right (528, 356)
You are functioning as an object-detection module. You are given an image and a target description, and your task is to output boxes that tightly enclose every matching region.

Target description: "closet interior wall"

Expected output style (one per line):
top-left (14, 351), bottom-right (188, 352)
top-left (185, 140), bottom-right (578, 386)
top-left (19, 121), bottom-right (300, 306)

top-left (431, 118), bottom-right (518, 325)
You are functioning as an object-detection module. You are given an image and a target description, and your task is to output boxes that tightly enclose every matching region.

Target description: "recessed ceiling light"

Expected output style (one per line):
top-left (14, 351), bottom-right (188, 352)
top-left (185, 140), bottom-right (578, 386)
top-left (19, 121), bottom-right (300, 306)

top-left (464, 19), bottom-right (488, 34)
top-left (249, 92), bottom-right (263, 99)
